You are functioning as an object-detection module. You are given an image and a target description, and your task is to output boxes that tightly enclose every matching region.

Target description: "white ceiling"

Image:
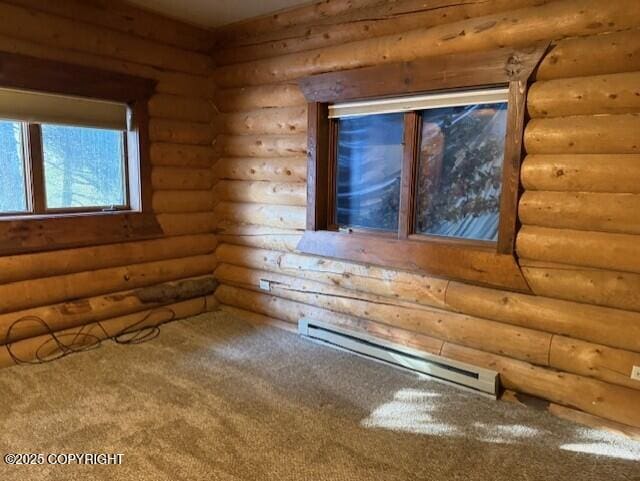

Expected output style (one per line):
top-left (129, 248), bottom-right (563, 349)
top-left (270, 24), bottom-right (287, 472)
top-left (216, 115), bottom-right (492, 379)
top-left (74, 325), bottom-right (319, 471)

top-left (126, 0), bottom-right (313, 29)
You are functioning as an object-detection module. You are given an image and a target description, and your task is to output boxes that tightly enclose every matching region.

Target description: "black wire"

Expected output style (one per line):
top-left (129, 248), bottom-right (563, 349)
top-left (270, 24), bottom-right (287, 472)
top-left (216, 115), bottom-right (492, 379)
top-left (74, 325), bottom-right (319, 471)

top-left (3, 307), bottom-right (176, 366)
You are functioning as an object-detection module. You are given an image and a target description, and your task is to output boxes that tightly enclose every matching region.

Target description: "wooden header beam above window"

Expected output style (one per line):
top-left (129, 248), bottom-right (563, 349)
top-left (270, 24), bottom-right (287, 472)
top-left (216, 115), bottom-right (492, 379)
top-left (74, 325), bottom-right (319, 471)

top-left (0, 51), bottom-right (156, 103)
top-left (299, 44), bottom-right (549, 103)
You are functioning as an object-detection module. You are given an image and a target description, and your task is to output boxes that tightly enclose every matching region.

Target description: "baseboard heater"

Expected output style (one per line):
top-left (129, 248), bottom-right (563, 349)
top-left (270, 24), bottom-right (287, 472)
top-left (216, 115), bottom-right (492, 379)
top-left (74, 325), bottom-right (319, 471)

top-left (298, 318), bottom-right (499, 398)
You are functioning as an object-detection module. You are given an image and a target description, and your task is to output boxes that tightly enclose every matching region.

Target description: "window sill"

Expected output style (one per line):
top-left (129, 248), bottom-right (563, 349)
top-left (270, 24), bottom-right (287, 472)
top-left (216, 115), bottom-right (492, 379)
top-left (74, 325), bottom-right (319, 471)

top-left (0, 211), bottom-right (163, 256)
top-left (297, 230), bottom-right (531, 292)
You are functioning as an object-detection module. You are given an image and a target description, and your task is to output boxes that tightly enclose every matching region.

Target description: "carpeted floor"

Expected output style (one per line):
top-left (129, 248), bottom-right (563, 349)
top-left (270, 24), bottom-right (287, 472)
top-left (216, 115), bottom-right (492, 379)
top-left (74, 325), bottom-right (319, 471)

top-left (0, 311), bottom-right (639, 481)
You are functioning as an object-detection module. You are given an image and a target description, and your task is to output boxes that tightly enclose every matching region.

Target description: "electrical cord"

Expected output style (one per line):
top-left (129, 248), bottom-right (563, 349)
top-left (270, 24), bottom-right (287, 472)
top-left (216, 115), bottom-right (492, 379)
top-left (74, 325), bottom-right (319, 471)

top-left (3, 307), bottom-right (176, 365)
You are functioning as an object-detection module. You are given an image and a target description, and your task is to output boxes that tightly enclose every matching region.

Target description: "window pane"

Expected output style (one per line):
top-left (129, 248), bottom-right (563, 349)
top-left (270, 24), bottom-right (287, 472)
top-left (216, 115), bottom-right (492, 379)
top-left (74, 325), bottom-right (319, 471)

top-left (336, 113), bottom-right (404, 231)
top-left (0, 120), bottom-right (27, 213)
top-left (41, 125), bottom-right (126, 209)
top-left (415, 103), bottom-right (508, 241)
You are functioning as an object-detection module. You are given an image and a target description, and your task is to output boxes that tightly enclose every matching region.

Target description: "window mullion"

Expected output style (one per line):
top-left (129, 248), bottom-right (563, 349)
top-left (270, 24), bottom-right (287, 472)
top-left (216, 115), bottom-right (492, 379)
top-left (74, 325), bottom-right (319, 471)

top-left (398, 112), bottom-right (420, 239)
top-left (27, 123), bottom-right (47, 214)
top-left (327, 119), bottom-right (339, 231)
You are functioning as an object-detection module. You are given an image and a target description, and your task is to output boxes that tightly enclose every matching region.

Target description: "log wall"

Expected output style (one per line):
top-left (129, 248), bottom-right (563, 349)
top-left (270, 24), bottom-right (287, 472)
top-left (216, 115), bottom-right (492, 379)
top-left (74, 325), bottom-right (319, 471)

top-left (0, 0), bottom-right (219, 365)
top-left (211, 0), bottom-right (640, 428)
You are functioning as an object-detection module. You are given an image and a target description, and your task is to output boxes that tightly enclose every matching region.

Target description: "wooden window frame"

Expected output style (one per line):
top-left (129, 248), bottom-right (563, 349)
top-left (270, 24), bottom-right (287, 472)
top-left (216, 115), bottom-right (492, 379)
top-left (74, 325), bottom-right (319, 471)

top-left (0, 51), bottom-right (161, 255)
top-left (298, 44), bottom-right (549, 292)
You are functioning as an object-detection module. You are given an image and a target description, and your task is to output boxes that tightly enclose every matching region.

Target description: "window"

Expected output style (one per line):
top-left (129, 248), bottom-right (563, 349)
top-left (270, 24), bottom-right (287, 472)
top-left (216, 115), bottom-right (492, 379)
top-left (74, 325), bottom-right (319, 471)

top-left (0, 51), bottom-right (160, 255)
top-left (331, 90), bottom-right (509, 242)
top-left (42, 125), bottom-right (127, 211)
top-left (1, 120), bottom-right (129, 216)
top-left (336, 112), bottom-right (404, 232)
top-left (414, 101), bottom-right (507, 241)
top-left (0, 120), bottom-right (28, 214)
top-left (299, 44), bottom-right (549, 291)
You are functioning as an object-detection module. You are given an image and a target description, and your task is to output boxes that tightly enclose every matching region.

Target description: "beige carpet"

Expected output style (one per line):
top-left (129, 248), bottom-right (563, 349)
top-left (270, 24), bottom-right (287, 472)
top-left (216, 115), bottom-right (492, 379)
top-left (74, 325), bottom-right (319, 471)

top-left (0, 311), bottom-right (639, 481)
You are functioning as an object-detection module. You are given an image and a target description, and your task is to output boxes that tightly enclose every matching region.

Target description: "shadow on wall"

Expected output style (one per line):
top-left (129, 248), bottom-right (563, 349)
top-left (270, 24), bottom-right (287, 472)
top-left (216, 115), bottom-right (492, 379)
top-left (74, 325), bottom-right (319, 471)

top-left (361, 386), bottom-right (640, 461)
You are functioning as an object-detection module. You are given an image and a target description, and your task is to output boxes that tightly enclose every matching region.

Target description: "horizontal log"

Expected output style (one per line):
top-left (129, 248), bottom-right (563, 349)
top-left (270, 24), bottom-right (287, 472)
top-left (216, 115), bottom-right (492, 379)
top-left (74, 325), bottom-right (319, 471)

top-left (537, 28), bottom-right (640, 80)
top-left (150, 143), bottom-right (215, 169)
top-left (217, 284), bottom-right (307, 324)
top-left (550, 336), bottom-right (640, 390)
top-left (215, 263), bottom-right (552, 365)
top-left (149, 94), bottom-right (213, 123)
top-left (217, 134), bottom-right (307, 158)
top-left (213, 180), bottom-right (306, 206)
top-left (216, 285), bottom-right (445, 354)
top-left (153, 190), bottom-right (214, 213)
top-left (0, 2), bottom-right (211, 75)
top-left (517, 225), bottom-right (640, 274)
top-left (0, 234), bottom-right (217, 285)
top-left (215, 156), bottom-right (306, 182)
top-left (0, 30), bottom-right (209, 98)
top-left (158, 213), bottom-right (217, 236)
top-left (215, 225), bottom-right (302, 252)
top-left (155, 72), bottom-right (215, 99)
top-left (151, 167), bottom-right (213, 190)
top-left (4, 0), bottom-right (213, 53)
top-left (149, 119), bottom-right (214, 145)
top-left (520, 259), bottom-right (640, 312)
top-left (216, 0), bottom-right (546, 65)
top-left (0, 296), bottom-right (211, 369)
top-left (0, 43), bottom-right (211, 99)
top-left (445, 282), bottom-right (640, 353)
top-left (297, 229), bottom-right (531, 293)
top-left (440, 343), bottom-right (640, 428)
top-left (528, 72), bottom-right (640, 117)
top-left (218, 106), bottom-right (307, 135)
top-left (214, 0), bottom-right (381, 44)
top-left (521, 154), bottom-right (640, 192)
top-left (0, 32), bottom-right (153, 79)
top-left (220, 305), bottom-right (298, 333)
top-left (0, 214), bottom-right (167, 257)
top-left (215, 243), bottom-right (449, 309)
top-left (215, 83), bottom-right (305, 113)
top-left (0, 275), bottom-right (218, 344)
top-left (525, 114), bottom-right (640, 154)
top-left (214, 202), bottom-right (306, 229)
top-left (519, 191), bottom-right (640, 235)
top-left (0, 254), bottom-right (216, 314)
top-left (215, 0), bottom-right (640, 87)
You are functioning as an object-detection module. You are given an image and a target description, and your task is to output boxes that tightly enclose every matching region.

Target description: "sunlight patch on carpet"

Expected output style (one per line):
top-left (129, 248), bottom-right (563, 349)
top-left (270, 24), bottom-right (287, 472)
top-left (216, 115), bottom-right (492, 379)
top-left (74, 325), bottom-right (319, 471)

top-left (360, 388), bottom-right (459, 436)
top-left (559, 428), bottom-right (640, 460)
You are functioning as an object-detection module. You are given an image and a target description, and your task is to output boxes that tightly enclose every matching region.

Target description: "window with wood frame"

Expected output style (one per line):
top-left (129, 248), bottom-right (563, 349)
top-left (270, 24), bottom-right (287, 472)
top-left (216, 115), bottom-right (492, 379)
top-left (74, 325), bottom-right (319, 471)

top-left (298, 45), bottom-right (549, 292)
top-left (0, 52), bottom-right (161, 255)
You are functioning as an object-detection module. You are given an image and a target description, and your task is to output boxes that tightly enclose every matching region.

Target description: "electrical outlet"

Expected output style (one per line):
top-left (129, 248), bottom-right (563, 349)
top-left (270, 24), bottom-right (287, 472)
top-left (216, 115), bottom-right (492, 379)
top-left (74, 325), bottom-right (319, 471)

top-left (632, 366), bottom-right (640, 382)
top-left (259, 279), bottom-right (271, 291)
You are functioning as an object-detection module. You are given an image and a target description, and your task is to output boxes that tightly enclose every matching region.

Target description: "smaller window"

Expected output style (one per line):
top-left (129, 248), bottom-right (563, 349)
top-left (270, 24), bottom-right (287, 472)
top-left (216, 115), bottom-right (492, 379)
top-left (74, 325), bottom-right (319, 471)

top-left (0, 51), bottom-right (159, 256)
top-left (0, 87), bottom-right (133, 217)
